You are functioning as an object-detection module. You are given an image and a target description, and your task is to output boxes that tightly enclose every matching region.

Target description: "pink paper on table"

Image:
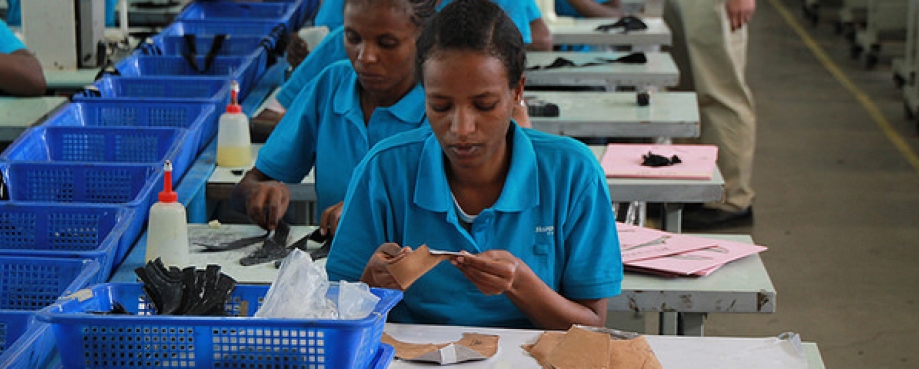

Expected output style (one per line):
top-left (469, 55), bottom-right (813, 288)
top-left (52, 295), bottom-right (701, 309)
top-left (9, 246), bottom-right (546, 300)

top-left (625, 236), bottom-right (767, 276)
top-left (617, 223), bottom-right (722, 263)
top-left (600, 144), bottom-right (719, 179)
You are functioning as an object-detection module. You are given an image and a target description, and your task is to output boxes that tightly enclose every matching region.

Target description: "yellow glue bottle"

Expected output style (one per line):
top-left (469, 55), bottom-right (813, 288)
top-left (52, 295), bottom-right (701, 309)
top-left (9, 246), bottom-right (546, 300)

top-left (216, 81), bottom-right (252, 167)
top-left (145, 160), bottom-right (189, 267)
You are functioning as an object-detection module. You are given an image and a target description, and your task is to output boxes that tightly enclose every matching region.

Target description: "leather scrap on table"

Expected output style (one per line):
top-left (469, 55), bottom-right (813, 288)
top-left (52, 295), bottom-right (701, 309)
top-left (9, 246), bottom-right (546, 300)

top-left (526, 52), bottom-right (647, 71)
top-left (641, 151), bottom-right (682, 167)
top-left (382, 332), bottom-right (500, 364)
top-left (273, 228), bottom-right (334, 268)
top-left (595, 15), bottom-right (649, 33)
top-left (135, 259), bottom-right (237, 316)
top-left (239, 221), bottom-right (291, 266)
top-left (522, 326), bottom-right (663, 369)
top-left (385, 244), bottom-right (451, 290)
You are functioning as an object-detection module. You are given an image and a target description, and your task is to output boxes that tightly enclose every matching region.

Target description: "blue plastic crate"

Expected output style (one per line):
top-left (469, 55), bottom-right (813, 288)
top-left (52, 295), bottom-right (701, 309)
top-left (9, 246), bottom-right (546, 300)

top-left (0, 204), bottom-right (137, 278)
top-left (43, 101), bottom-right (217, 155)
top-left (0, 162), bottom-right (162, 223)
top-left (0, 126), bottom-right (195, 185)
top-left (0, 257), bottom-right (100, 364)
top-left (112, 53), bottom-right (265, 99)
top-left (178, 2), bottom-right (300, 30)
top-left (0, 321), bottom-right (58, 369)
top-left (139, 34), bottom-right (277, 58)
top-left (161, 20), bottom-right (286, 38)
top-left (72, 76), bottom-right (231, 115)
top-left (38, 283), bottom-right (402, 369)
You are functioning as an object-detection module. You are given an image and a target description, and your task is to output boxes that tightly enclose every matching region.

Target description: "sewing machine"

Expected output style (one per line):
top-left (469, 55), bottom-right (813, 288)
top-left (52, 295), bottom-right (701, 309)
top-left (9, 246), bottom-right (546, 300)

top-left (20, 0), bottom-right (106, 69)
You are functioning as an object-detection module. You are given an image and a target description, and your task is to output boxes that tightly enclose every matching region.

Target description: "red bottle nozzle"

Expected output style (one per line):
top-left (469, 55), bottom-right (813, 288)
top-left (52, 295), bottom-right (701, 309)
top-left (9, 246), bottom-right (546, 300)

top-left (227, 81), bottom-right (242, 113)
top-left (158, 160), bottom-right (178, 203)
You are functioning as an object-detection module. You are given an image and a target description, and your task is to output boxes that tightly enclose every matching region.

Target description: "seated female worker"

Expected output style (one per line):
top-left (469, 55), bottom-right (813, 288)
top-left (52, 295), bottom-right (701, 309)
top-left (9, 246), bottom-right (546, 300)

top-left (231, 0), bottom-right (438, 235)
top-left (253, 0), bottom-right (549, 129)
top-left (0, 20), bottom-right (45, 96)
top-left (326, 0), bottom-right (621, 329)
top-left (556, 0), bottom-right (621, 18)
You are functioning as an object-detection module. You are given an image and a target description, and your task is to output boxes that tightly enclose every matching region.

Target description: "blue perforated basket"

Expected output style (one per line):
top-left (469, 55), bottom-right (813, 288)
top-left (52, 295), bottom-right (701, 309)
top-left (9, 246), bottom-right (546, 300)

top-left (0, 257), bottom-right (100, 363)
top-left (72, 76), bottom-right (231, 116)
top-left (1, 126), bottom-right (194, 185)
top-left (139, 34), bottom-right (277, 58)
top-left (43, 101), bottom-right (217, 155)
top-left (178, 2), bottom-right (301, 30)
top-left (161, 20), bottom-right (286, 39)
top-left (38, 283), bottom-right (402, 369)
top-left (112, 53), bottom-right (265, 99)
top-left (0, 203), bottom-right (137, 277)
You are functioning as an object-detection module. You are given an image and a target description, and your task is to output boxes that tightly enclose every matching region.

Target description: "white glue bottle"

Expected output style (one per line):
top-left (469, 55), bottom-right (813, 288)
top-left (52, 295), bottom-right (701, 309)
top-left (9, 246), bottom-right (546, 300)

top-left (216, 81), bottom-right (252, 167)
top-left (145, 160), bottom-right (190, 267)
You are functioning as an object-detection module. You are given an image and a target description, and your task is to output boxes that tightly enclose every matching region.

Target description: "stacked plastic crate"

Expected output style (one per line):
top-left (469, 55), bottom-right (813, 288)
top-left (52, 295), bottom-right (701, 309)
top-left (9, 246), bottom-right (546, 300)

top-left (0, 0), bottom-right (317, 365)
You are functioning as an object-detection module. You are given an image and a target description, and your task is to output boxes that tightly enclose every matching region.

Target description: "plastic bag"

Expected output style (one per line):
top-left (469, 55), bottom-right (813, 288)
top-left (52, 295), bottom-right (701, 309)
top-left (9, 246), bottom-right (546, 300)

top-left (255, 249), bottom-right (337, 319)
top-left (338, 281), bottom-right (380, 320)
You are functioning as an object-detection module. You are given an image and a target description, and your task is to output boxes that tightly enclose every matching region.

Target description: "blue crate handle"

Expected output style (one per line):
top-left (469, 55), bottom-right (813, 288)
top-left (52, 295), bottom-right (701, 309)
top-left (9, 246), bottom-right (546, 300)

top-left (93, 60), bottom-right (121, 81)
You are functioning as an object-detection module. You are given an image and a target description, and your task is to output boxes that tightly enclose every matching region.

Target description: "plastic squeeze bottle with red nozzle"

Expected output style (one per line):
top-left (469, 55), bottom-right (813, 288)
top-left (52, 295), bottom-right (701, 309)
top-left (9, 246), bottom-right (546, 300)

top-left (145, 160), bottom-right (190, 267)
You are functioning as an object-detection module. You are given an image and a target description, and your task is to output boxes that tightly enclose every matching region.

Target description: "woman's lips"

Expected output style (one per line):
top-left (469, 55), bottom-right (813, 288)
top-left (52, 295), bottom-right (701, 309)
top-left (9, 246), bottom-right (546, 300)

top-left (450, 144), bottom-right (479, 158)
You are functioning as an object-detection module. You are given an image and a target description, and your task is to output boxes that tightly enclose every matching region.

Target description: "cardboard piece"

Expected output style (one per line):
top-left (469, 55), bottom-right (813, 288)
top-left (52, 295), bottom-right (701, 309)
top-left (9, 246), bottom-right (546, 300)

top-left (385, 244), bottom-right (450, 290)
top-left (523, 327), bottom-right (663, 369)
top-left (600, 144), bottom-right (718, 180)
top-left (382, 332), bottom-right (500, 364)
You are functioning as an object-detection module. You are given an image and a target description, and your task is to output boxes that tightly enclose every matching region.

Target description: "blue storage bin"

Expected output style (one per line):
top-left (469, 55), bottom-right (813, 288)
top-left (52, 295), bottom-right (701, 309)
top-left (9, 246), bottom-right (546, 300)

top-left (0, 257), bottom-right (100, 362)
top-left (0, 204), bottom-right (137, 277)
top-left (72, 77), bottom-right (231, 114)
top-left (0, 162), bottom-right (162, 220)
top-left (43, 101), bottom-right (217, 155)
top-left (0, 126), bottom-right (195, 185)
top-left (161, 20), bottom-right (286, 38)
top-left (38, 283), bottom-right (402, 369)
top-left (178, 2), bottom-right (301, 30)
top-left (139, 34), bottom-right (276, 59)
top-left (112, 53), bottom-right (265, 99)
top-left (0, 321), bottom-right (57, 369)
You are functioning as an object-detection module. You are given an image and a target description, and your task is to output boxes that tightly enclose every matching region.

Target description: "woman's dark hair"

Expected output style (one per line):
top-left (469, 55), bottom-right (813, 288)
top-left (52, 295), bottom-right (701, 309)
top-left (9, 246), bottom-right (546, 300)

top-left (415, 0), bottom-right (526, 88)
top-left (345, 0), bottom-right (438, 27)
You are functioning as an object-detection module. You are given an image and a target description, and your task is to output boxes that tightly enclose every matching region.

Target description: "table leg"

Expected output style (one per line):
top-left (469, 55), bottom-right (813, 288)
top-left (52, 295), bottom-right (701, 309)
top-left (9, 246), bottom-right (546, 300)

top-left (662, 203), bottom-right (683, 232)
top-left (678, 313), bottom-right (706, 336)
top-left (659, 312), bottom-right (678, 335)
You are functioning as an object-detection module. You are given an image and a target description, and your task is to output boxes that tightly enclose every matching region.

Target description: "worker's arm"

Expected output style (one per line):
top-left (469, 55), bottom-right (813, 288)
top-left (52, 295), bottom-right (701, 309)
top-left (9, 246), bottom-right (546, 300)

top-left (566, 0), bottom-right (621, 18)
top-left (0, 49), bottom-right (46, 96)
top-left (527, 18), bottom-right (554, 51)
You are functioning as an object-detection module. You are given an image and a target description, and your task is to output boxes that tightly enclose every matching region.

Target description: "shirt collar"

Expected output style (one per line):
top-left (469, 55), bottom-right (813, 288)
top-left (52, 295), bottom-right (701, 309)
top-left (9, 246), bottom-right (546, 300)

top-left (414, 123), bottom-right (540, 213)
top-left (333, 69), bottom-right (427, 125)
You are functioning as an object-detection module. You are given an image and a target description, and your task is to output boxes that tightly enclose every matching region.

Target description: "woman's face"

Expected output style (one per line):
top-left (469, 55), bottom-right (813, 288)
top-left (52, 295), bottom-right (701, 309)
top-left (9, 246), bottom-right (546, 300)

top-left (424, 50), bottom-right (524, 171)
top-left (343, 0), bottom-right (419, 97)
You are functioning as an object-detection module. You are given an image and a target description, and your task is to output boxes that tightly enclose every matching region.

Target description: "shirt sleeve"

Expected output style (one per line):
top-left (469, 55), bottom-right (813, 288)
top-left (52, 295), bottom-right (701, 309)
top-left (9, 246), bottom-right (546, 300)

top-left (276, 27), bottom-right (348, 108)
top-left (255, 70), bottom-right (327, 183)
top-left (313, 0), bottom-right (345, 29)
top-left (559, 154), bottom-right (623, 300)
top-left (325, 153), bottom-right (392, 283)
top-left (0, 20), bottom-right (26, 54)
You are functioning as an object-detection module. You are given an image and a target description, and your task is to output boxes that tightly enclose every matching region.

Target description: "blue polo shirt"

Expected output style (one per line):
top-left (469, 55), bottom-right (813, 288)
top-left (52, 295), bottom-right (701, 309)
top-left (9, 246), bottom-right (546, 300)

top-left (277, 0), bottom-right (541, 109)
top-left (313, 0), bottom-right (346, 29)
top-left (555, 0), bottom-right (612, 17)
top-left (256, 60), bottom-right (427, 214)
top-left (326, 125), bottom-right (623, 328)
top-left (0, 20), bottom-right (25, 54)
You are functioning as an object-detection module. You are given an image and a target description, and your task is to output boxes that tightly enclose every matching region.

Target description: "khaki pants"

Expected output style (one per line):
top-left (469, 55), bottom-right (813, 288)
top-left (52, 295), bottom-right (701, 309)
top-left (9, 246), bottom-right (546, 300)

top-left (665, 0), bottom-right (757, 212)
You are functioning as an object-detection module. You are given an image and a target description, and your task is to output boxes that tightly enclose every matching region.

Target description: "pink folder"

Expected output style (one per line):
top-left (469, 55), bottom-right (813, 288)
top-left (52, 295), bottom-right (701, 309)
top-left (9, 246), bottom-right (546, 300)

top-left (624, 237), bottom-right (767, 276)
top-left (600, 144), bottom-right (719, 180)
top-left (616, 223), bottom-right (716, 263)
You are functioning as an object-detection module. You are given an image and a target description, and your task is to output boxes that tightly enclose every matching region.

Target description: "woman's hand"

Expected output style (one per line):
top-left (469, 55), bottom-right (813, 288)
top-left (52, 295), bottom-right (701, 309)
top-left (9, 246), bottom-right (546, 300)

top-left (450, 250), bottom-right (521, 295)
top-left (244, 179), bottom-right (291, 230)
top-left (286, 31), bottom-right (310, 68)
top-left (360, 243), bottom-right (411, 290)
top-left (320, 201), bottom-right (344, 237)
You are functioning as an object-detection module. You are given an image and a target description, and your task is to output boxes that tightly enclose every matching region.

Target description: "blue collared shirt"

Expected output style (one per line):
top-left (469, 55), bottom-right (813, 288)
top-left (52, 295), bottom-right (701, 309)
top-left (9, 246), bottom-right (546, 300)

top-left (327, 125), bottom-right (623, 328)
top-left (256, 60), bottom-right (427, 214)
top-left (0, 20), bottom-right (25, 54)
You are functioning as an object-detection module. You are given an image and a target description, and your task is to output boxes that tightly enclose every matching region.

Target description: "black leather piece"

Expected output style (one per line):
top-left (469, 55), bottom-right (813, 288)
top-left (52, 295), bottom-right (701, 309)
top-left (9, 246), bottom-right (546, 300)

top-left (595, 15), bottom-right (648, 33)
top-left (641, 152), bottom-right (682, 167)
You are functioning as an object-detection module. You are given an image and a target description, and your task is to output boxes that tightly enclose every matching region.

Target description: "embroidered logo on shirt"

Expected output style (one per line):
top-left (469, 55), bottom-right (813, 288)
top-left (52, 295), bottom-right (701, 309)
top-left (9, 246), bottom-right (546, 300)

top-left (535, 226), bottom-right (555, 236)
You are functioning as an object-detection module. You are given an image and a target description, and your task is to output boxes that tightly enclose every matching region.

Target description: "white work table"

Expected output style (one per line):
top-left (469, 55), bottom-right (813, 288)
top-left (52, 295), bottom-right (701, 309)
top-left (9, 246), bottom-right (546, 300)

top-left (547, 17), bottom-right (672, 47)
top-left (525, 51), bottom-right (679, 88)
top-left (385, 323), bottom-right (825, 369)
top-left (0, 96), bottom-right (68, 141)
top-left (206, 144), bottom-right (724, 207)
top-left (527, 91), bottom-right (700, 138)
top-left (111, 226), bottom-right (771, 338)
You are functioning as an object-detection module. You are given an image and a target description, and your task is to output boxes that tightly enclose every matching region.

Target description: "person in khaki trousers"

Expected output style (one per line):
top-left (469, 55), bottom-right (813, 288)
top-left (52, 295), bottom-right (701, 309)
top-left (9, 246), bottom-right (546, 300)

top-left (664, 0), bottom-right (757, 229)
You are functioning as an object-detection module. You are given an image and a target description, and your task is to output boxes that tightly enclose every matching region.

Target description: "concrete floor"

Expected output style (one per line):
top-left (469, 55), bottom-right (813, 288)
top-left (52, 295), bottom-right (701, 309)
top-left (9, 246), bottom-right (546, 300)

top-left (695, 1), bottom-right (919, 368)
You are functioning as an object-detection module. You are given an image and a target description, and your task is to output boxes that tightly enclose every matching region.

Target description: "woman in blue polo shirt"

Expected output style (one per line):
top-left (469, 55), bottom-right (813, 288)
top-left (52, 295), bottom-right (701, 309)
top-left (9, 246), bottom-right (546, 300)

top-left (231, 0), bottom-right (437, 234)
top-left (326, 0), bottom-right (622, 329)
top-left (0, 20), bottom-right (44, 96)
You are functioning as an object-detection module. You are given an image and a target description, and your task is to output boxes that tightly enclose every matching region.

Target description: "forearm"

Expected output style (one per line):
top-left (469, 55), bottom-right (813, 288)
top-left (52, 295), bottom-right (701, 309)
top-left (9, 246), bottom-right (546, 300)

top-left (0, 51), bottom-right (46, 96)
top-left (527, 19), bottom-right (554, 51)
top-left (505, 261), bottom-right (606, 330)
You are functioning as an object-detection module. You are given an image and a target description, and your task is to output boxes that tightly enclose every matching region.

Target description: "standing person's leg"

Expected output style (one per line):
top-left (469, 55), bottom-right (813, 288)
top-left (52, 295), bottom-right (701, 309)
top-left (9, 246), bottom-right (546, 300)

top-left (679, 0), bottom-right (757, 226)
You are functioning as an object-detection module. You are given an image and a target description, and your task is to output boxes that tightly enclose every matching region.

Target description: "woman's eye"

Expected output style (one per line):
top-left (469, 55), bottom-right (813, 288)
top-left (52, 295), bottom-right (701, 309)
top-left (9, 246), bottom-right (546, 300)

top-left (379, 37), bottom-right (399, 48)
top-left (476, 102), bottom-right (498, 111)
top-left (429, 103), bottom-right (451, 112)
top-left (344, 31), bottom-right (360, 44)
